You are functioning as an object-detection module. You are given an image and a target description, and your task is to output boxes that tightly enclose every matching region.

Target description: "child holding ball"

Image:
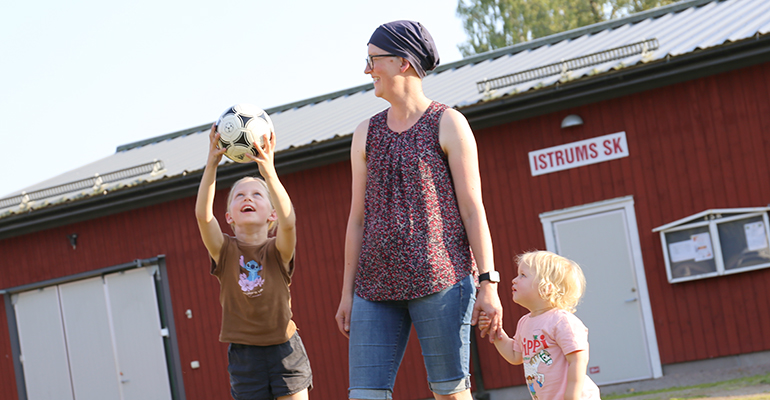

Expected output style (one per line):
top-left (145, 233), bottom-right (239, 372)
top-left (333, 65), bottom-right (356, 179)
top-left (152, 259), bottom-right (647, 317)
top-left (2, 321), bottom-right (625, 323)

top-left (195, 125), bottom-right (312, 399)
top-left (479, 251), bottom-right (600, 400)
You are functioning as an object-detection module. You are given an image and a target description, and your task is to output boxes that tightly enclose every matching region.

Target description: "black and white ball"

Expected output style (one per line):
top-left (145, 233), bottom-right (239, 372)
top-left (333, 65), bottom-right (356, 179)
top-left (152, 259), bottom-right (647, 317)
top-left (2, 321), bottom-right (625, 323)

top-left (216, 104), bottom-right (274, 163)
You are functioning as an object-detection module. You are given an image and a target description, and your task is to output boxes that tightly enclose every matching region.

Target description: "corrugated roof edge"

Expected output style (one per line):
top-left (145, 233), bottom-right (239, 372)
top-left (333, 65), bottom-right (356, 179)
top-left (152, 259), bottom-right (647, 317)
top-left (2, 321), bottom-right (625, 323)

top-left (117, 123), bottom-right (210, 152)
top-left (0, 134), bottom-right (353, 239)
top-left (435, 0), bottom-right (717, 73)
top-left (117, 0), bottom-right (713, 154)
top-left (116, 82), bottom-right (375, 153)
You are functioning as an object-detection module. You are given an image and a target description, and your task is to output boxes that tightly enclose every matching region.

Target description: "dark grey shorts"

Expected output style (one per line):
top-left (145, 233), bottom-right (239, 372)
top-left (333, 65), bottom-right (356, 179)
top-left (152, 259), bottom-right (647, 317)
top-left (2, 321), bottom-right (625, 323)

top-left (227, 332), bottom-right (313, 399)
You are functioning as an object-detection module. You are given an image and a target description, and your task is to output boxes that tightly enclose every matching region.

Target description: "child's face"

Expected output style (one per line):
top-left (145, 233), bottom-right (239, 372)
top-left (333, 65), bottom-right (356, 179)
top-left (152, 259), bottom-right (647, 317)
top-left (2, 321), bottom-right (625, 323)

top-left (225, 180), bottom-right (275, 228)
top-left (512, 262), bottom-right (542, 310)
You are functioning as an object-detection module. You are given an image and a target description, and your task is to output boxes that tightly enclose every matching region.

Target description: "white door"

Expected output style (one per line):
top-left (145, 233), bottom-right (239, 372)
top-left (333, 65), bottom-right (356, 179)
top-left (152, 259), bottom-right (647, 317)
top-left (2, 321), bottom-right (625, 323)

top-left (60, 277), bottom-right (122, 399)
top-left (541, 196), bottom-right (662, 385)
top-left (105, 267), bottom-right (172, 400)
top-left (13, 265), bottom-right (172, 400)
top-left (14, 286), bottom-right (74, 400)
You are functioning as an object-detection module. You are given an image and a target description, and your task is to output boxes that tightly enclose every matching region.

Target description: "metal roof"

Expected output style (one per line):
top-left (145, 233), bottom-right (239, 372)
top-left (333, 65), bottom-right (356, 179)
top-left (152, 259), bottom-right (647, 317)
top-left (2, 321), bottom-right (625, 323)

top-left (2, 0), bottom-right (769, 220)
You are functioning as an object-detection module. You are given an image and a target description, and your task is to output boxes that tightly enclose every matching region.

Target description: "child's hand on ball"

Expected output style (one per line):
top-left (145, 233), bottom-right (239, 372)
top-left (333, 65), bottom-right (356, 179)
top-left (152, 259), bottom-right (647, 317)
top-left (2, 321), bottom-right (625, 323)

top-left (207, 124), bottom-right (227, 166)
top-left (247, 131), bottom-right (277, 177)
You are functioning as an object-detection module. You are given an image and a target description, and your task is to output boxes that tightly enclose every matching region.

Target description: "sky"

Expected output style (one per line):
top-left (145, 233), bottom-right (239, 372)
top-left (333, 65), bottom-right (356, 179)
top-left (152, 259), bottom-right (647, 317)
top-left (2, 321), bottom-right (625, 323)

top-left (0, 0), bottom-right (469, 197)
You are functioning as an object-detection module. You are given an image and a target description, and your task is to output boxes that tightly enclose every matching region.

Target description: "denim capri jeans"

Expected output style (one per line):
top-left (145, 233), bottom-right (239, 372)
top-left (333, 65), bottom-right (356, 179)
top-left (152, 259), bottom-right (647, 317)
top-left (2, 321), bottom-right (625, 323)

top-left (348, 274), bottom-right (476, 399)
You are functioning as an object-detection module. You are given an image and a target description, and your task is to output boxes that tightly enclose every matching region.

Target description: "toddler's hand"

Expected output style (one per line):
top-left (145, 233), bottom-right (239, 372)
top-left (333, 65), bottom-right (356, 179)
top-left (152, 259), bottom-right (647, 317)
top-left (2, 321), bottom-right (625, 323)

top-left (478, 311), bottom-right (491, 331)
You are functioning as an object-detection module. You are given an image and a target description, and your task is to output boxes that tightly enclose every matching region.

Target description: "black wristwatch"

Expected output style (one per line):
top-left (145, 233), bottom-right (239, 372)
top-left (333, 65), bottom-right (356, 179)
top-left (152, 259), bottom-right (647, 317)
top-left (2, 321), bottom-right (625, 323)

top-left (479, 270), bottom-right (500, 283)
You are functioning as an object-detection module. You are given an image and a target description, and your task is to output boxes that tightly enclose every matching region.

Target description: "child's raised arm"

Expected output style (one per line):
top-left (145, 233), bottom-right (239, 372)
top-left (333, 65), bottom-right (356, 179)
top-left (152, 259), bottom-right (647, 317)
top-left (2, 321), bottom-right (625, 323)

top-left (564, 350), bottom-right (589, 400)
top-left (247, 131), bottom-right (296, 264)
top-left (195, 125), bottom-right (227, 261)
top-left (478, 312), bottom-right (522, 365)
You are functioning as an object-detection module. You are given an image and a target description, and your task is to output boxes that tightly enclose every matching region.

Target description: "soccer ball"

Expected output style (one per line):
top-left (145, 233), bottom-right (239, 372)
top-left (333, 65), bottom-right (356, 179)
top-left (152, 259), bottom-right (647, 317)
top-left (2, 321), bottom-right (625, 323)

top-left (215, 104), bottom-right (274, 163)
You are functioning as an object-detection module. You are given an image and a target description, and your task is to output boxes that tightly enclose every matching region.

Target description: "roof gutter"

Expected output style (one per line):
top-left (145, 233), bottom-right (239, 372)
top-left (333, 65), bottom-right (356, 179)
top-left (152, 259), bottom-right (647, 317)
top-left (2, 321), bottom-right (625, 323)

top-left (460, 34), bottom-right (770, 129)
top-left (0, 135), bottom-right (352, 241)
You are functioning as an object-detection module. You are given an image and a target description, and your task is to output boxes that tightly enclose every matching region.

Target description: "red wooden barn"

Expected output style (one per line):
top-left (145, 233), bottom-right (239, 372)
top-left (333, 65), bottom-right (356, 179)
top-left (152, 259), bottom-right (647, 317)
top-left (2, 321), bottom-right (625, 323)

top-left (2, 0), bottom-right (770, 398)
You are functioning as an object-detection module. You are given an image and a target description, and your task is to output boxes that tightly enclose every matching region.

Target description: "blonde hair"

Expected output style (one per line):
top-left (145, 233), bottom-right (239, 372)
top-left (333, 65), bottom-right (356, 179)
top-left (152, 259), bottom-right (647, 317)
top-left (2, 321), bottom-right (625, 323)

top-left (226, 176), bottom-right (276, 231)
top-left (516, 251), bottom-right (586, 313)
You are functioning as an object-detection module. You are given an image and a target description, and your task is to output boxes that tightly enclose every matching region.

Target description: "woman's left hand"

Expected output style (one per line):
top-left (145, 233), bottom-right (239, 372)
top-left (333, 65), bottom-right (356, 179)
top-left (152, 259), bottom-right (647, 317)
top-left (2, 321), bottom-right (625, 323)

top-left (439, 108), bottom-right (504, 342)
top-left (473, 282), bottom-right (503, 342)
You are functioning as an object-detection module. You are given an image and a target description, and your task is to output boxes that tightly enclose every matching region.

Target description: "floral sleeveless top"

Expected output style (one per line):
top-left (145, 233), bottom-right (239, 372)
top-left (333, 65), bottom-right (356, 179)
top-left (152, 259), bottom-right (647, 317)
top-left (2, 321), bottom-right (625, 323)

top-left (356, 101), bottom-right (476, 301)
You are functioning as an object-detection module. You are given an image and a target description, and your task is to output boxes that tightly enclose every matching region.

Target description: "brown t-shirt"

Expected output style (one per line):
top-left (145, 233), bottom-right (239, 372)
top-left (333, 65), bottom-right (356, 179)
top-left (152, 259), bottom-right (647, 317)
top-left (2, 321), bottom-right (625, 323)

top-left (211, 234), bottom-right (296, 346)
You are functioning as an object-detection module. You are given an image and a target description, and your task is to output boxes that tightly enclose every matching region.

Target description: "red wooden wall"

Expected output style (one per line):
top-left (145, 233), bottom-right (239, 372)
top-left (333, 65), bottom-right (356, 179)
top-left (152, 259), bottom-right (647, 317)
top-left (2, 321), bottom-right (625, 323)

top-left (0, 159), bottom-right (438, 399)
top-left (1, 61), bottom-right (769, 398)
top-left (473, 61), bottom-right (770, 390)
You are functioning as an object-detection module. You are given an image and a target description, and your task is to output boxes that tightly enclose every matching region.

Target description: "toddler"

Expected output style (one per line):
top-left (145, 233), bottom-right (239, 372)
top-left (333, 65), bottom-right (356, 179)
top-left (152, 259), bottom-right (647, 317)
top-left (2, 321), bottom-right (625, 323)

top-left (480, 251), bottom-right (600, 400)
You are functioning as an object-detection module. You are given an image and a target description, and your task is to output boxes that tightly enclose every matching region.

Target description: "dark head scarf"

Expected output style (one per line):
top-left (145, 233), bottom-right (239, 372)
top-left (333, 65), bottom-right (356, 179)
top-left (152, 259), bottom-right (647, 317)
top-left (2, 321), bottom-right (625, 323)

top-left (368, 20), bottom-right (440, 78)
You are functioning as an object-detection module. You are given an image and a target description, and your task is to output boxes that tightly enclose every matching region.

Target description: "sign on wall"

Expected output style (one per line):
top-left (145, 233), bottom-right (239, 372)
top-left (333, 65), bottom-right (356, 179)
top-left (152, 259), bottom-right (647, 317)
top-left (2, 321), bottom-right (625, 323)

top-left (529, 131), bottom-right (629, 176)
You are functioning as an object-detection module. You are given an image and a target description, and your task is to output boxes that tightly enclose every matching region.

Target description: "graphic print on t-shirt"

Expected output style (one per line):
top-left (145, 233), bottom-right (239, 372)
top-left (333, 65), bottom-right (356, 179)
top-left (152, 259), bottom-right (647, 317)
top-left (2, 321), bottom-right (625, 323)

top-left (238, 255), bottom-right (265, 297)
top-left (522, 333), bottom-right (553, 399)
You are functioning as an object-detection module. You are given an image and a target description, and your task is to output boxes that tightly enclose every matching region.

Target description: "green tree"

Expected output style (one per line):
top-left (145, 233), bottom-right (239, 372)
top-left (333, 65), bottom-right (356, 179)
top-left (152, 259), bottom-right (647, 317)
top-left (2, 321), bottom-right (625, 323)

top-left (457, 0), bottom-right (680, 56)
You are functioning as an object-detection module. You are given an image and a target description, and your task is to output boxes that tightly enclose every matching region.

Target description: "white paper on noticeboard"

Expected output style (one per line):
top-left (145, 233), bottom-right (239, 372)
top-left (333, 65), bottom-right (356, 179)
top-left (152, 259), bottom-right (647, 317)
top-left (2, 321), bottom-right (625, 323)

top-left (745, 221), bottom-right (768, 251)
top-left (692, 232), bottom-right (714, 261)
top-left (669, 240), bottom-right (696, 263)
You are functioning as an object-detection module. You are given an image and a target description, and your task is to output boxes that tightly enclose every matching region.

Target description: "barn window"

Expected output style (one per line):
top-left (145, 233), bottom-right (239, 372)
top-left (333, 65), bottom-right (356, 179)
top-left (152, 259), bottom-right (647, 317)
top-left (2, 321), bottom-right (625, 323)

top-left (653, 208), bottom-right (770, 283)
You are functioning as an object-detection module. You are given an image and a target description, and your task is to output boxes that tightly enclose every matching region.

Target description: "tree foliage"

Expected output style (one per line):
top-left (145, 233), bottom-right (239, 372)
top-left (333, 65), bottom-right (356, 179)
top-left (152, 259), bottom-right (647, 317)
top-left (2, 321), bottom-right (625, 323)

top-left (457, 0), bottom-right (680, 56)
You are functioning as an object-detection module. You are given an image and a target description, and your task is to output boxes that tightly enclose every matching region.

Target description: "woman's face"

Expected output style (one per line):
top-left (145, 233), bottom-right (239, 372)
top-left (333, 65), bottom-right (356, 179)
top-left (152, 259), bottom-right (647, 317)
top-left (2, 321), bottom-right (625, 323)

top-left (365, 44), bottom-right (401, 97)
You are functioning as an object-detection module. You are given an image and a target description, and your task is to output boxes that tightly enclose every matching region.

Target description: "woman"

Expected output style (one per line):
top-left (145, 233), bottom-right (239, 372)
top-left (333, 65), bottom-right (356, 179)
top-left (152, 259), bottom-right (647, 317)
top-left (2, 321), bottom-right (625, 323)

top-left (335, 20), bottom-right (503, 400)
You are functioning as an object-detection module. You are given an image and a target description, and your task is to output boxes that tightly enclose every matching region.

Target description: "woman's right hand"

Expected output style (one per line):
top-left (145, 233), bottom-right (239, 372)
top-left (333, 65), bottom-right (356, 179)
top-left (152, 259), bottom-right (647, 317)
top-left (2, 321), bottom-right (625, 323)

top-left (335, 294), bottom-right (353, 338)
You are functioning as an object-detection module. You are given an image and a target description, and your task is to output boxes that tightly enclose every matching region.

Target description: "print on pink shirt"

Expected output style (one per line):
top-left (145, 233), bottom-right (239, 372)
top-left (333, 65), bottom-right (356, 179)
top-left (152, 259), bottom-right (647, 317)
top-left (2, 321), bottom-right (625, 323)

top-left (522, 334), bottom-right (553, 400)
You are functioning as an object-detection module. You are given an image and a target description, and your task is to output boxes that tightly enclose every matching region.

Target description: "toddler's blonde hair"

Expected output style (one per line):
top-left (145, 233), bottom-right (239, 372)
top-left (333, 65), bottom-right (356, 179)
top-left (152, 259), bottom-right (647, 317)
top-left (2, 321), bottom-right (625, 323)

top-left (226, 176), bottom-right (276, 231)
top-left (516, 251), bottom-right (586, 313)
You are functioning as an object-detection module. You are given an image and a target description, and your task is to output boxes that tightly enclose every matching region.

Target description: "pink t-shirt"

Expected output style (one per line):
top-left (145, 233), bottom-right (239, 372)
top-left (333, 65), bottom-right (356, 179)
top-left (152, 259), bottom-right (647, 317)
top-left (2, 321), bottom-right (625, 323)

top-left (513, 308), bottom-right (601, 400)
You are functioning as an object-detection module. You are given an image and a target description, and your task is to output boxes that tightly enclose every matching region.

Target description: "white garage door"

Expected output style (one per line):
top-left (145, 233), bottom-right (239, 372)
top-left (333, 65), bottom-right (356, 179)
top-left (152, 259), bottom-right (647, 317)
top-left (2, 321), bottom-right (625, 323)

top-left (13, 265), bottom-right (172, 400)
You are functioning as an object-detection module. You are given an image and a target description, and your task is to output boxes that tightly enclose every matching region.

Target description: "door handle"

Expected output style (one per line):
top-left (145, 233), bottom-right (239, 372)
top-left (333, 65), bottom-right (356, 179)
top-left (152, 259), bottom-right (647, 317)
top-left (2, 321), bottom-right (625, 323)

top-left (625, 297), bottom-right (638, 303)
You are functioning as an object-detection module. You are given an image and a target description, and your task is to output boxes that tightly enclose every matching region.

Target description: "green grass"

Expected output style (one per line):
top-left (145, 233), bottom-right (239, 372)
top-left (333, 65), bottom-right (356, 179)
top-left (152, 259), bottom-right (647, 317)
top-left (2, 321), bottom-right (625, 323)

top-left (602, 373), bottom-right (770, 400)
top-left (669, 396), bottom-right (770, 400)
